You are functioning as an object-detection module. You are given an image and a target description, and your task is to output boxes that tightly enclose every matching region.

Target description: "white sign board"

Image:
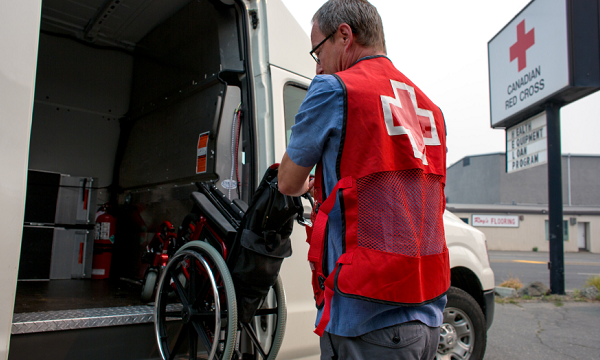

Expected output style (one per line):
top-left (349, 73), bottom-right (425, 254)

top-left (506, 112), bottom-right (547, 173)
top-left (472, 215), bottom-right (520, 228)
top-left (489, 0), bottom-right (570, 127)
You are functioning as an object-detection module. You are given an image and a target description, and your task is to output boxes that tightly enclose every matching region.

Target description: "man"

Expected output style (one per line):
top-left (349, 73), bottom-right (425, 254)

top-left (278, 1), bottom-right (450, 359)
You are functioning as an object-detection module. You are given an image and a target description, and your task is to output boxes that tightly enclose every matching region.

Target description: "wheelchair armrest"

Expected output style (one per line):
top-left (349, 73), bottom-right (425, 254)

top-left (232, 199), bottom-right (248, 214)
top-left (190, 192), bottom-right (237, 238)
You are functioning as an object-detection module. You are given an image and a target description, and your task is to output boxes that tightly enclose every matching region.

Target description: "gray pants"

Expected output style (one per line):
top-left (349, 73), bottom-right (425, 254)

top-left (320, 322), bottom-right (440, 360)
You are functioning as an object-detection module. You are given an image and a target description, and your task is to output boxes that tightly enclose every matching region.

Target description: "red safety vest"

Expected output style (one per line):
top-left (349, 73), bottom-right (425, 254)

top-left (306, 56), bottom-right (450, 336)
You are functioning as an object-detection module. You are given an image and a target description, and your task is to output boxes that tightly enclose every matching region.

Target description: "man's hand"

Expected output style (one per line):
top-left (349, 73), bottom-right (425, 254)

top-left (278, 152), bottom-right (314, 197)
top-left (308, 176), bottom-right (315, 199)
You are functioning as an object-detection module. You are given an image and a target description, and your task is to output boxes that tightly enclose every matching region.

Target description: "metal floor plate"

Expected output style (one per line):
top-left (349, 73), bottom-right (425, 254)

top-left (12, 305), bottom-right (156, 334)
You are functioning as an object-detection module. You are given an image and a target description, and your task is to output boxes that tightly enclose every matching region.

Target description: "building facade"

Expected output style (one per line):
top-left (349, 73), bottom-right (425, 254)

top-left (445, 154), bottom-right (600, 253)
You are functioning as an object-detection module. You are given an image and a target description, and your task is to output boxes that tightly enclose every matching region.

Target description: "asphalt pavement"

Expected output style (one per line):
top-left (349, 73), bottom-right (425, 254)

top-left (489, 251), bottom-right (600, 291)
top-left (484, 301), bottom-right (600, 360)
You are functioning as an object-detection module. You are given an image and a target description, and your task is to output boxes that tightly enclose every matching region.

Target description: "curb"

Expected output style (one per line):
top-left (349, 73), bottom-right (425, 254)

top-left (494, 286), bottom-right (517, 298)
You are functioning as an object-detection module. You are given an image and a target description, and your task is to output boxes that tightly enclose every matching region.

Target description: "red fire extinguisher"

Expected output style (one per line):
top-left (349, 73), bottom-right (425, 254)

top-left (92, 204), bottom-right (116, 279)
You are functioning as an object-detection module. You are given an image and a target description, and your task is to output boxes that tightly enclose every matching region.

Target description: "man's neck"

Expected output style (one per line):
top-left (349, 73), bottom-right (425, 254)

top-left (340, 47), bottom-right (386, 71)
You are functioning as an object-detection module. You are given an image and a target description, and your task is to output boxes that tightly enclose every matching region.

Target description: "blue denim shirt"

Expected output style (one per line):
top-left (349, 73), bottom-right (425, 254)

top-left (286, 71), bottom-right (447, 337)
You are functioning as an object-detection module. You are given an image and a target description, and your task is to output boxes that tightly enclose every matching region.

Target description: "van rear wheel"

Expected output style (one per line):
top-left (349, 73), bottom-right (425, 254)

top-left (437, 286), bottom-right (487, 360)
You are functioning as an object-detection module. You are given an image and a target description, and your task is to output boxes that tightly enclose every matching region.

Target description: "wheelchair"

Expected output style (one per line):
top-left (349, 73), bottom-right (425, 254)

top-left (154, 176), bottom-right (307, 360)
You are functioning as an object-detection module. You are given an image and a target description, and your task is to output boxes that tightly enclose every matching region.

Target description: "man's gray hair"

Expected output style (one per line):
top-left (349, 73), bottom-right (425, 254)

top-left (312, 0), bottom-right (386, 53)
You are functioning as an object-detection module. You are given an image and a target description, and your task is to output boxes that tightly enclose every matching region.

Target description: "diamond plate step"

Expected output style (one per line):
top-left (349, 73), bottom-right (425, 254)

top-left (12, 305), bottom-right (156, 334)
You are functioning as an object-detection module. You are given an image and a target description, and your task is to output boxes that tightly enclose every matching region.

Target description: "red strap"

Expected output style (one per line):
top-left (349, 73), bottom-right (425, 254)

top-left (307, 176), bottom-right (355, 336)
top-left (307, 176), bottom-right (353, 263)
top-left (314, 161), bottom-right (323, 205)
top-left (314, 265), bottom-right (338, 336)
top-left (314, 287), bottom-right (334, 336)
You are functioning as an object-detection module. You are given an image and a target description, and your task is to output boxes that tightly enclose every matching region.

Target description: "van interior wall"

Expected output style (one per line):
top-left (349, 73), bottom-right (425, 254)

top-left (28, 33), bottom-right (132, 192)
top-left (119, 0), bottom-right (241, 187)
top-left (28, 0), bottom-right (243, 193)
top-left (24, 0), bottom-right (246, 283)
top-left (113, 0), bottom-right (245, 279)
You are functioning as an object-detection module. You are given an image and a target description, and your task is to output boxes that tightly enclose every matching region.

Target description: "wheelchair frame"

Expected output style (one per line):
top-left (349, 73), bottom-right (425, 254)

top-left (153, 182), bottom-right (286, 360)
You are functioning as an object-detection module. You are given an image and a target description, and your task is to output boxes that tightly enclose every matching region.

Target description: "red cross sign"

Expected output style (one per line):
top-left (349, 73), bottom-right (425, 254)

top-left (380, 80), bottom-right (441, 165)
top-left (510, 20), bottom-right (535, 72)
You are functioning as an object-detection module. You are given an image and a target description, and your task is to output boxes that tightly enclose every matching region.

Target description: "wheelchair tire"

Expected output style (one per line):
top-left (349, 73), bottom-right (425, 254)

top-left (155, 241), bottom-right (237, 360)
top-left (141, 269), bottom-right (157, 303)
top-left (253, 275), bottom-right (286, 360)
top-left (178, 241), bottom-right (287, 360)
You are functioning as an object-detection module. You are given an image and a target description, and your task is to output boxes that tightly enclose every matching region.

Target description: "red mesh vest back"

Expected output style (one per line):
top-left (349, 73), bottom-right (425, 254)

top-left (307, 56), bottom-right (450, 335)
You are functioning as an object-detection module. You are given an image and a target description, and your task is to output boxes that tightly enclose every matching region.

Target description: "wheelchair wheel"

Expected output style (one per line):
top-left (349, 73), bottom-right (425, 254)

top-left (176, 241), bottom-right (287, 360)
top-left (155, 241), bottom-right (237, 360)
top-left (141, 269), bottom-right (158, 303)
top-left (250, 275), bottom-right (286, 360)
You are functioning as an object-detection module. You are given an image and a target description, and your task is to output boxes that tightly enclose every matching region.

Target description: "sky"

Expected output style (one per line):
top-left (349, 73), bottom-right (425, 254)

top-left (280, 0), bottom-right (600, 167)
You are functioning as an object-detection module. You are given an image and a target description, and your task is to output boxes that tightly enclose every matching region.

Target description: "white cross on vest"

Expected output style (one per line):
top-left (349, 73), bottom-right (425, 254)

top-left (380, 80), bottom-right (441, 165)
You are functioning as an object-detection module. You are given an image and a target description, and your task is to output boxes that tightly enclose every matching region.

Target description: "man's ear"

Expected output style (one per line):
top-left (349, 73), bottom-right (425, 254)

top-left (338, 23), bottom-right (354, 50)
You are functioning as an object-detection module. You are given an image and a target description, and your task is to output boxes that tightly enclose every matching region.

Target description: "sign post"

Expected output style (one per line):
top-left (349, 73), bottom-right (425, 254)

top-left (489, 0), bottom-right (600, 294)
top-left (545, 103), bottom-right (564, 294)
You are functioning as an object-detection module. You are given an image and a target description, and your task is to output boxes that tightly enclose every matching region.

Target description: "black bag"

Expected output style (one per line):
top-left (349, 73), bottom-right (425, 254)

top-left (231, 164), bottom-right (304, 323)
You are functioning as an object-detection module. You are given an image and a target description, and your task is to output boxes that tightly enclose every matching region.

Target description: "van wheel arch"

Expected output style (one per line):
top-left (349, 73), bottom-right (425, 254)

top-left (439, 286), bottom-right (487, 360)
top-left (450, 266), bottom-right (485, 318)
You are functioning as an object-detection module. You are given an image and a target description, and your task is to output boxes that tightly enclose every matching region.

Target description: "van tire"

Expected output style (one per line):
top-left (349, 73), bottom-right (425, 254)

top-left (437, 286), bottom-right (487, 360)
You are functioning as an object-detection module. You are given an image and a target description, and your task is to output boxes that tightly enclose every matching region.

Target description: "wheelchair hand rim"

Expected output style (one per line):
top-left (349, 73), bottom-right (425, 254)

top-left (154, 250), bottom-right (222, 360)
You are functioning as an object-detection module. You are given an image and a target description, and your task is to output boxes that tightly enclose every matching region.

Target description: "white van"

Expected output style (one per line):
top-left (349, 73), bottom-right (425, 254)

top-left (0, 0), bottom-right (494, 359)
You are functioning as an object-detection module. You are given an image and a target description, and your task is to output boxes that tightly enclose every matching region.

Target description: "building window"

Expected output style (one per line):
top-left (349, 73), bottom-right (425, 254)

top-left (463, 157), bottom-right (470, 167)
top-left (545, 220), bottom-right (569, 241)
top-left (460, 217), bottom-right (469, 224)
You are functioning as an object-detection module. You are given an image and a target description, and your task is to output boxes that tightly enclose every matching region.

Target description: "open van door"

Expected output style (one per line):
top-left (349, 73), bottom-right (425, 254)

top-left (0, 1), bottom-right (42, 358)
top-left (270, 67), bottom-right (319, 360)
top-left (260, 0), bottom-right (319, 359)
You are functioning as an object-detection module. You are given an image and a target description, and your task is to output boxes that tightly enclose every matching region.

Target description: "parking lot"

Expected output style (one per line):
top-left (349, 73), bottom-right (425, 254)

top-left (489, 251), bottom-right (600, 290)
top-left (484, 301), bottom-right (600, 359)
top-left (483, 251), bottom-right (600, 359)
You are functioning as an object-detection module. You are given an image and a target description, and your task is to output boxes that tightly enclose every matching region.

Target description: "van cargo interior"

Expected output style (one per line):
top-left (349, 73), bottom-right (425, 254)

top-left (16, 0), bottom-right (253, 313)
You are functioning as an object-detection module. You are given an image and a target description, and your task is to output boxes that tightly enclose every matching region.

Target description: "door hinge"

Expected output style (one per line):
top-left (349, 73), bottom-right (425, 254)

top-left (249, 10), bottom-right (259, 29)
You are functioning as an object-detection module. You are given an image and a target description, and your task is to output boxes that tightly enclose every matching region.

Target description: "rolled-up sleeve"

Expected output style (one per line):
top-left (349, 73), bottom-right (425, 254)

top-left (286, 75), bottom-right (343, 168)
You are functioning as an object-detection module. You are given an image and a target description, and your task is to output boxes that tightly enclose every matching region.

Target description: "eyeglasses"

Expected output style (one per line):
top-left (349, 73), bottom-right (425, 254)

top-left (309, 32), bottom-right (335, 64)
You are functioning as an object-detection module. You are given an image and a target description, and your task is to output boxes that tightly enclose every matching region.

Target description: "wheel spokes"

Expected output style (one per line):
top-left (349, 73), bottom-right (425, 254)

top-left (190, 253), bottom-right (222, 360)
top-left (192, 321), bottom-right (214, 358)
top-left (454, 322), bottom-right (471, 338)
top-left (444, 310), bottom-right (458, 324)
top-left (254, 308), bottom-right (277, 316)
top-left (188, 323), bottom-right (198, 360)
top-left (169, 324), bottom-right (189, 360)
top-left (191, 259), bottom-right (221, 310)
top-left (156, 247), bottom-right (236, 360)
top-left (242, 323), bottom-right (268, 359)
top-left (451, 341), bottom-right (472, 360)
top-left (170, 268), bottom-right (191, 307)
top-left (440, 307), bottom-right (475, 360)
top-left (189, 256), bottom-right (197, 305)
top-left (164, 311), bottom-right (183, 318)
